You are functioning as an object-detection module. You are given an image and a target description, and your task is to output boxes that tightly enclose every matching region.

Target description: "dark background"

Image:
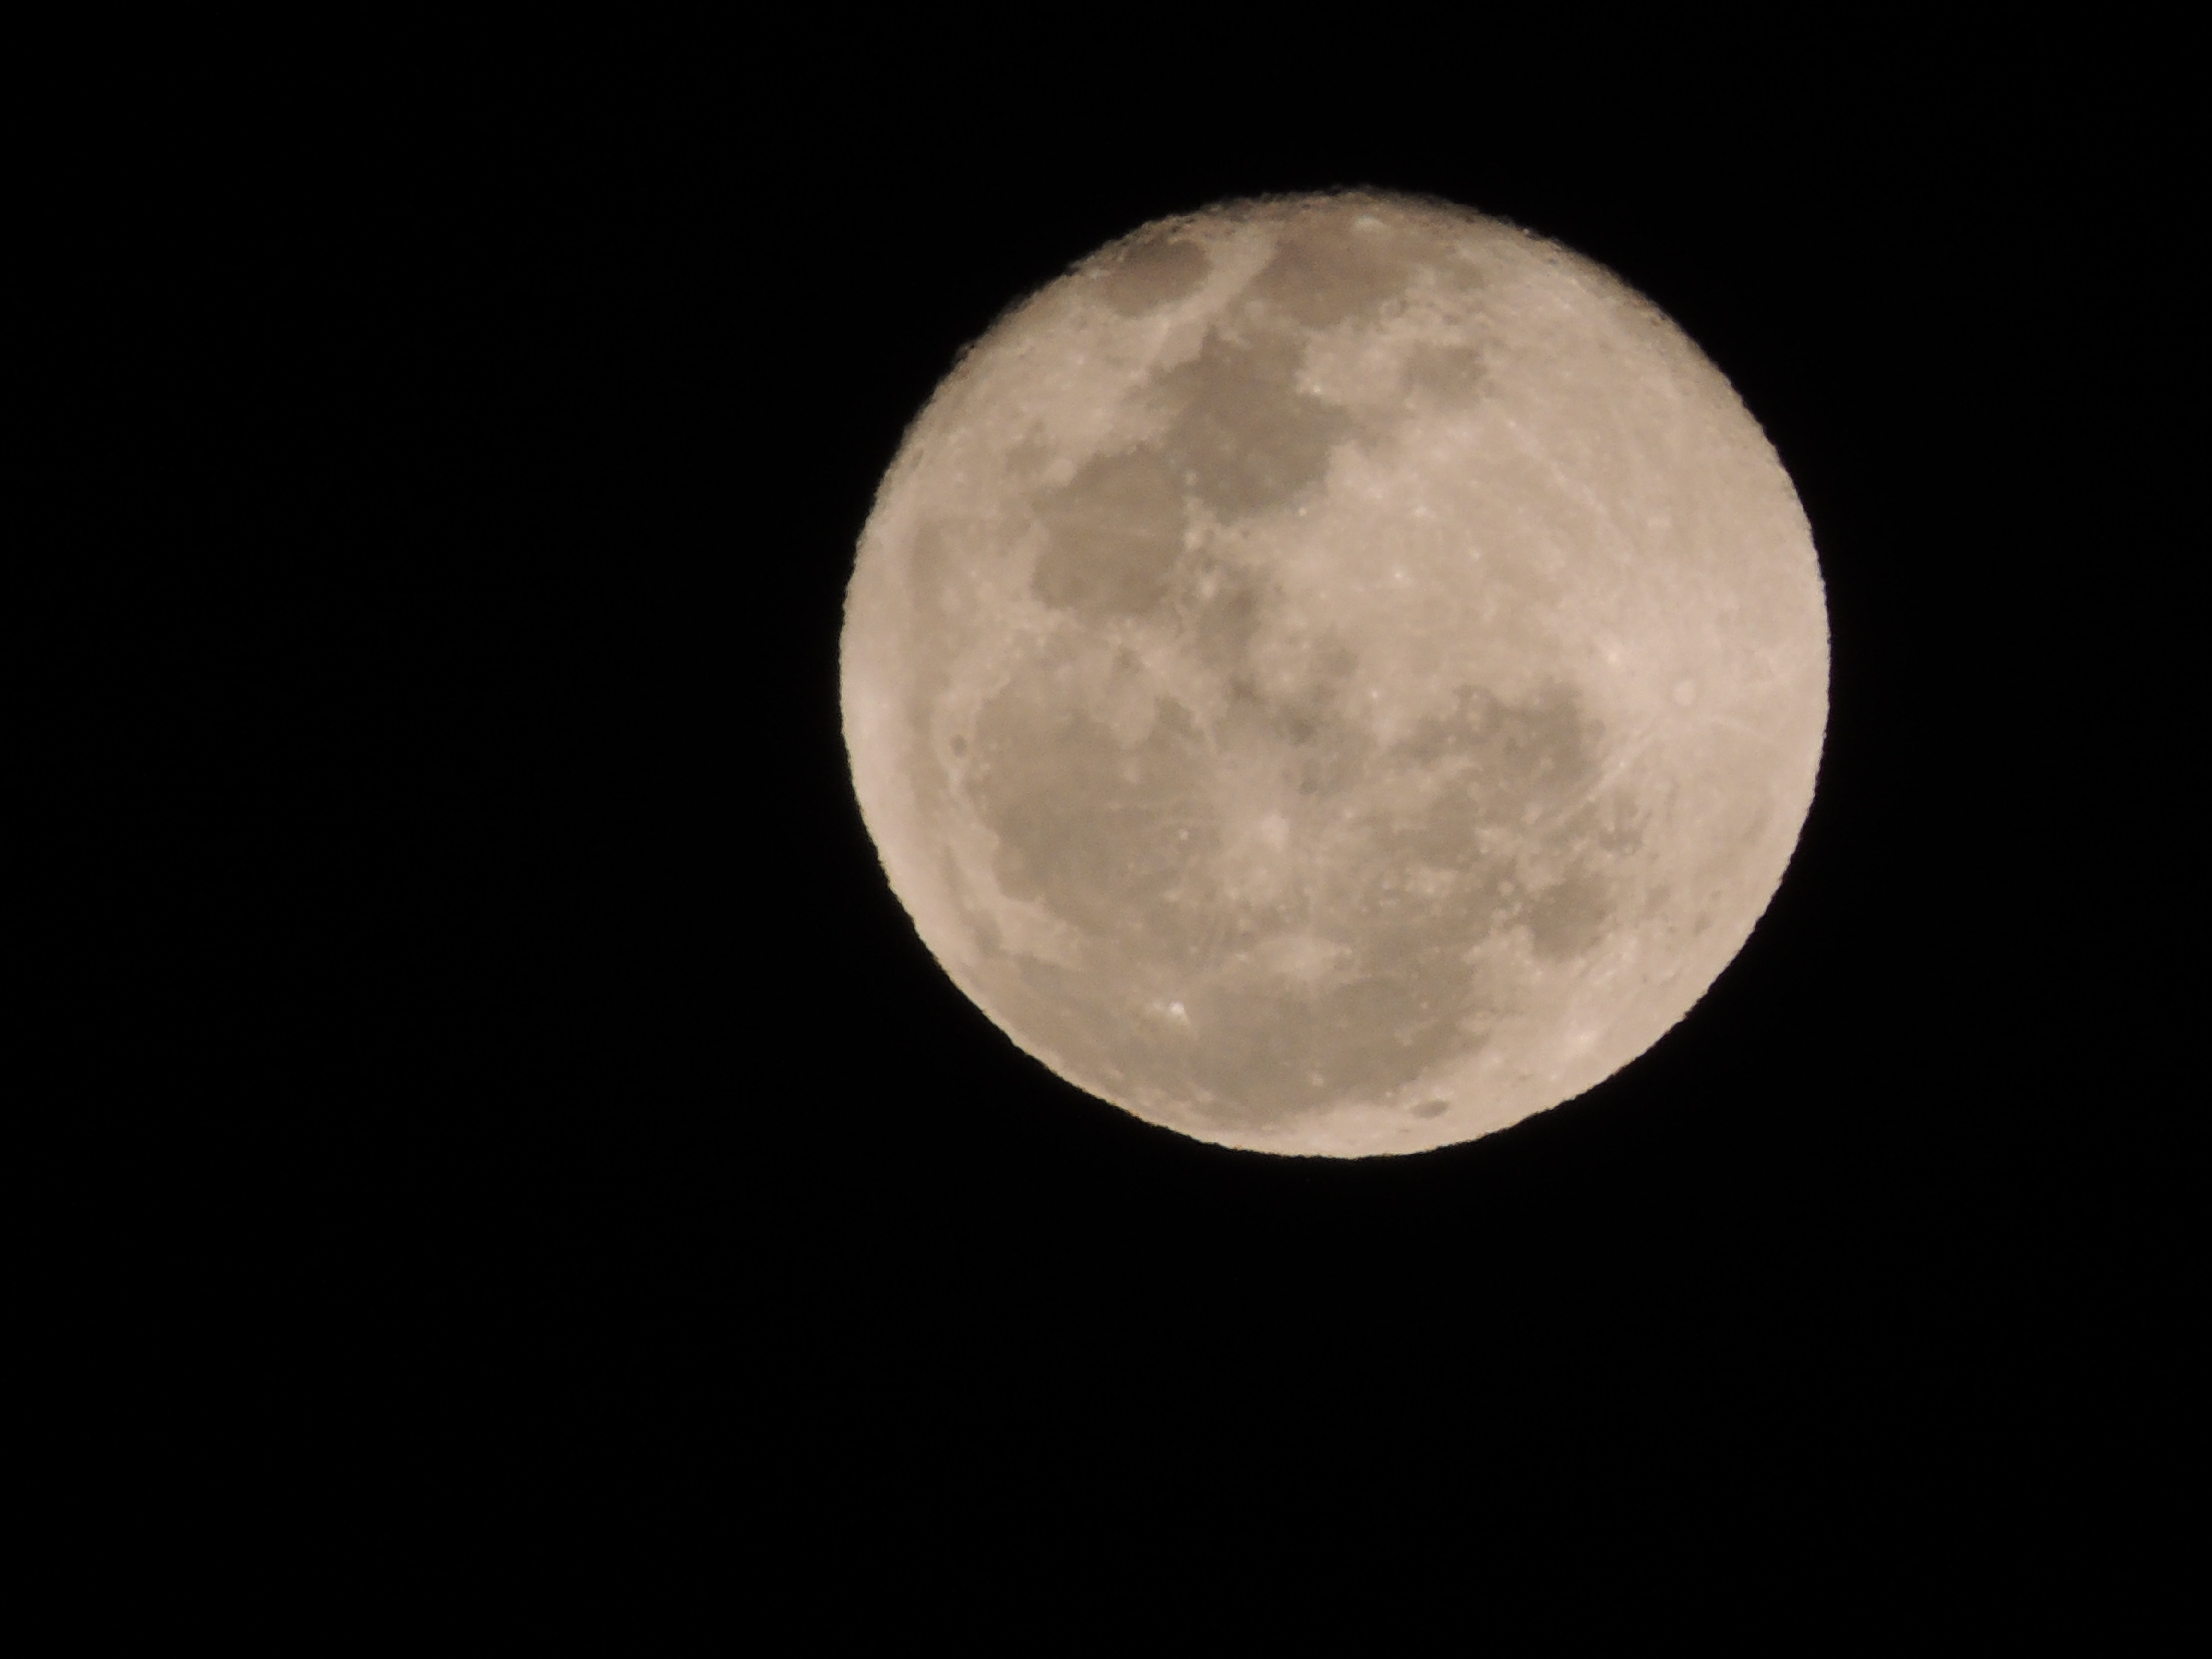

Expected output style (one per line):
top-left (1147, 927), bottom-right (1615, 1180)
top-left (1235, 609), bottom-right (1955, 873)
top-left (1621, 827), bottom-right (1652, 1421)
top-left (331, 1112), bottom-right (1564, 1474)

top-left (176, 33), bottom-right (2183, 1548)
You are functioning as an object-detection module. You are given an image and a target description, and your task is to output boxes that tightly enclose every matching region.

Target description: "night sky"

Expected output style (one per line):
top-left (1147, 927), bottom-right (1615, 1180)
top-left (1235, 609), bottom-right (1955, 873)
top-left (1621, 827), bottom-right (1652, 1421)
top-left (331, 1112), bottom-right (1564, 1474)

top-left (167, 30), bottom-right (2181, 1572)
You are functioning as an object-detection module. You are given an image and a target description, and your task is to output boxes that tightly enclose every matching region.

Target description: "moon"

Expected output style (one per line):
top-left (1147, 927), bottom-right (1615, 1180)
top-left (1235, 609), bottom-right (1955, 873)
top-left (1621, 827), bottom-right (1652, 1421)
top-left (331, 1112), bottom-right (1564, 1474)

top-left (842, 191), bottom-right (1827, 1156)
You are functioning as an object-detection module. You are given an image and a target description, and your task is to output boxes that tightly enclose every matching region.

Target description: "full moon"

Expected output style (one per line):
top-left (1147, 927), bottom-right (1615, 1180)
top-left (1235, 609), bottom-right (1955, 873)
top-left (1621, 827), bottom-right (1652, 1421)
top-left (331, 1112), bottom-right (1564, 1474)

top-left (842, 192), bottom-right (1827, 1156)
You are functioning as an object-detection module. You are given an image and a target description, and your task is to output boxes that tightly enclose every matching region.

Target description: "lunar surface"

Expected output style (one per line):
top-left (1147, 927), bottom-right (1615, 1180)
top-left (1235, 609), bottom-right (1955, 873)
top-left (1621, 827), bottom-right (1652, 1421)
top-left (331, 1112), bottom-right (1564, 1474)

top-left (842, 192), bottom-right (1827, 1156)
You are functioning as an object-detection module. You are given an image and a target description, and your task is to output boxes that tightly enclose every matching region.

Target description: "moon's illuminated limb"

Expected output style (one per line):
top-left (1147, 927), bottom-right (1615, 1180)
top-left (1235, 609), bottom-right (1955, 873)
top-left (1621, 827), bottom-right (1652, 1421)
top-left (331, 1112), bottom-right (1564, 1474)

top-left (842, 192), bottom-right (1828, 1156)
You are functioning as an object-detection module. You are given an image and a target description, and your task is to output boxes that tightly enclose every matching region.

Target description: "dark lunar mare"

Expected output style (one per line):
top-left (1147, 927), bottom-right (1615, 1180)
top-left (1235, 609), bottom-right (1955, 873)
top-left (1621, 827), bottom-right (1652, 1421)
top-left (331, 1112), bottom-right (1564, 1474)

top-left (962, 647), bottom-right (1619, 1129)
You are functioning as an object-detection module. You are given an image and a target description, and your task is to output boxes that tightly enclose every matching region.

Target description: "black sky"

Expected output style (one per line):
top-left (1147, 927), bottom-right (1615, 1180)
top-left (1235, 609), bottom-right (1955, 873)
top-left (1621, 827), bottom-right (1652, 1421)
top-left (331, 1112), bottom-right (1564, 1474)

top-left (187, 36), bottom-right (2184, 1554)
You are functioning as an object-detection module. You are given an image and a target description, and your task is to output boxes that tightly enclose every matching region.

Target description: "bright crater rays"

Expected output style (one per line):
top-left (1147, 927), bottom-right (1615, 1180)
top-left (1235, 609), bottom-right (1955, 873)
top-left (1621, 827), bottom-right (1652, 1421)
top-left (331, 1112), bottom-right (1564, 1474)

top-left (842, 192), bottom-right (1828, 1156)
